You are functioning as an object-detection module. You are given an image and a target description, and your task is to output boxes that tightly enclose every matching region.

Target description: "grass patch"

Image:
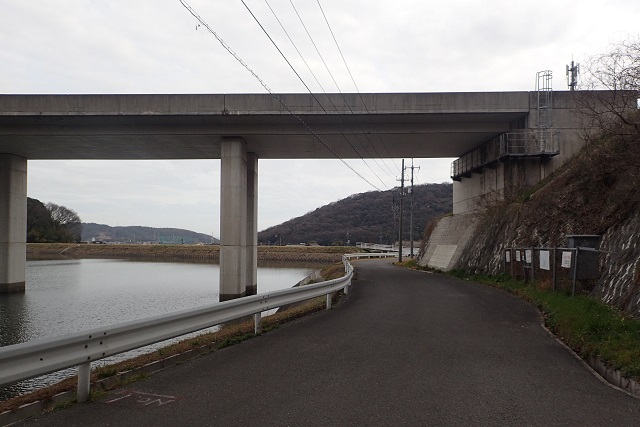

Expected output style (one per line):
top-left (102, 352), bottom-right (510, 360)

top-left (319, 262), bottom-right (348, 280)
top-left (454, 271), bottom-right (640, 380)
top-left (397, 259), bottom-right (440, 273)
top-left (217, 333), bottom-right (255, 350)
top-left (52, 398), bottom-right (76, 412)
top-left (95, 367), bottom-right (118, 380)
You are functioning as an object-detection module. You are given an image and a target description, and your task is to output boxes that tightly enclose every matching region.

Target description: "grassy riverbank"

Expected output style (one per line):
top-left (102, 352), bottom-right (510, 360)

top-left (27, 243), bottom-right (360, 263)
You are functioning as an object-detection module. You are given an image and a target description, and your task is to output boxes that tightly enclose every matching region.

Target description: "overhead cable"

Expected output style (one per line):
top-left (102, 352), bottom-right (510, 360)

top-left (315, 0), bottom-right (401, 176)
top-left (292, 0), bottom-right (400, 177)
top-left (263, 0), bottom-right (329, 94)
top-left (178, 0), bottom-right (382, 191)
top-left (265, 0), bottom-right (396, 187)
top-left (241, 0), bottom-right (389, 189)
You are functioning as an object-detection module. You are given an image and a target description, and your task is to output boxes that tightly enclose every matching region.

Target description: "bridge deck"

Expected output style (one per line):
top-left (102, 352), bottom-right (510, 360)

top-left (0, 92), bottom-right (531, 159)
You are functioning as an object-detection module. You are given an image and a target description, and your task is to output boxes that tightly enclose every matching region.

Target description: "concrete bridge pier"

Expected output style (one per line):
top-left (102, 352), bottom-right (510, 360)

top-left (0, 154), bottom-right (27, 293)
top-left (219, 138), bottom-right (258, 301)
top-left (246, 152), bottom-right (258, 297)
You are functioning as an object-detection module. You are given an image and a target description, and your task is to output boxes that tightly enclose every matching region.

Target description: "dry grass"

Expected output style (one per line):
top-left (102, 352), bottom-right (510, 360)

top-left (27, 244), bottom-right (360, 263)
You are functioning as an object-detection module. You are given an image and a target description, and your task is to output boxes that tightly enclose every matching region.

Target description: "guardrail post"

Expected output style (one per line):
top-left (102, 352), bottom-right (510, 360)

top-left (326, 293), bottom-right (332, 310)
top-left (254, 313), bottom-right (262, 334)
top-left (77, 362), bottom-right (91, 402)
top-left (552, 247), bottom-right (557, 291)
top-left (531, 247), bottom-right (535, 282)
top-left (572, 248), bottom-right (579, 296)
top-left (511, 247), bottom-right (516, 279)
top-left (503, 249), bottom-right (506, 274)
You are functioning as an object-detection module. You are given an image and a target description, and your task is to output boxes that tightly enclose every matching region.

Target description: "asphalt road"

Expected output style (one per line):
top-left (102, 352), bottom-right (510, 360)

top-left (16, 259), bottom-right (640, 426)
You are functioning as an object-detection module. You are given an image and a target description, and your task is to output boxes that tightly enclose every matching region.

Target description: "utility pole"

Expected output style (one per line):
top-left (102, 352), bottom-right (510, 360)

top-left (391, 195), bottom-right (399, 249)
top-left (399, 159), bottom-right (405, 263)
top-left (406, 159), bottom-right (420, 258)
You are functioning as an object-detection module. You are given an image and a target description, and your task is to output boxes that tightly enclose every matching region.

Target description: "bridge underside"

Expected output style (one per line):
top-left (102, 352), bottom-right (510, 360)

top-left (0, 92), bottom-right (531, 160)
top-left (0, 92), bottom-right (534, 295)
top-left (0, 114), bottom-right (527, 160)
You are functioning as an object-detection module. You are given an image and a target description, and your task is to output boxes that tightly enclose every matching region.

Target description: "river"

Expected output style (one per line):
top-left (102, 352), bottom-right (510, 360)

top-left (0, 258), bottom-right (316, 400)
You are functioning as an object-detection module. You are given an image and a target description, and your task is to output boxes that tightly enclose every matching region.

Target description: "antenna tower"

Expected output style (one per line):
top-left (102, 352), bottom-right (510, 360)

top-left (566, 60), bottom-right (579, 91)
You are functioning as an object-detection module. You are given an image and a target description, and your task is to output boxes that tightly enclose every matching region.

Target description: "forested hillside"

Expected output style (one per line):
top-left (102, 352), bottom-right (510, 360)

top-left (81, 223), bottom-right (216, 244)
top-left (258, 183), bottom-right (452, 246)
top-left (27, 198), bottom-right (82, 243)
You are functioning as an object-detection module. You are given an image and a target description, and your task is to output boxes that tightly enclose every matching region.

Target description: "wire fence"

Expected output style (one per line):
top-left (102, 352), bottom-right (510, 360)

top-left (503, 246), bottom-right (602, 296)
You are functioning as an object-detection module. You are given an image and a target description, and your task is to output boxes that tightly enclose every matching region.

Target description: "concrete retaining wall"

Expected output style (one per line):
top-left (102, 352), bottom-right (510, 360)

top-left (418, 214), bottom-right (479, 271)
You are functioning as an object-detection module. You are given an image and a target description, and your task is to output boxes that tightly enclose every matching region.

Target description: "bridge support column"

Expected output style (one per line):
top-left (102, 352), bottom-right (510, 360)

top-left (0, 154), bottom-right (27, 293)
top-left (246, 152), bottom-right (258, 296)
top-left (219, 138), bottom-right (258, 301)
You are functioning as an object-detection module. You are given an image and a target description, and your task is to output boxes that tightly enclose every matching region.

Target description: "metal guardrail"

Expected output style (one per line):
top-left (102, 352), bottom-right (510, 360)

top-left (0, 253), bottom-right (393, 402)
top-left (348, 249), bottom-right (399, 258)
top-left (356, 243), bottom-right (417, 256)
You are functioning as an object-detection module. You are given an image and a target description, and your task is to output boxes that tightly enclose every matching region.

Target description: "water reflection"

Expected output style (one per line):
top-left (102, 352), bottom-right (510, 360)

top-left (0, 259), bottom-right (314, 400)
top-left (0, 293), bottom-right (27, 347)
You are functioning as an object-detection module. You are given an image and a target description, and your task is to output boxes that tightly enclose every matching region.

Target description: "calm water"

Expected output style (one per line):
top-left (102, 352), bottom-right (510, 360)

top-left (0, 259), bottom-right (315, 400)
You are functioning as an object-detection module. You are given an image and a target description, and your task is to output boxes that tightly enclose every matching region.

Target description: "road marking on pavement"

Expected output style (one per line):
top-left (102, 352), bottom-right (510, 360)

top-left (105, 390), bottom-right (178, 407)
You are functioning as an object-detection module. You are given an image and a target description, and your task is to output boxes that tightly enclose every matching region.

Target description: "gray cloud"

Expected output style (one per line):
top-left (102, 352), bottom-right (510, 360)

top-left (3, 0), bottom-right (639, 236)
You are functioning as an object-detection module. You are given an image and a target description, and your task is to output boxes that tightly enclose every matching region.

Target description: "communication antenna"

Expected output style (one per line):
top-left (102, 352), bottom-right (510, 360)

top-left (566, 60), bottom-right (579, 91)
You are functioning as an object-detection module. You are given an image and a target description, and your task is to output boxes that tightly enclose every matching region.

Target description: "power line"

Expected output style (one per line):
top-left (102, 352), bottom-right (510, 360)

top-left (263, 0), bottom-right (394, 189)
top-left (241, 0), bottom-right (389, 189)
top-left (288, 0), bottom-right (397, 182)
top-left (240, 0), bottom-right (317, 97)
top-left (263, 0), bottom-right (328, 94)
top-left (289, 0), bottom-right (344, 97)
top-left (316, 0), bottom-right (361, 97)
top-left (316, 0), bottom-right (399, 177)
top-left (178, 0), bottom-right (382, 191)
top-left (315, 0), bottom-right (401, 176)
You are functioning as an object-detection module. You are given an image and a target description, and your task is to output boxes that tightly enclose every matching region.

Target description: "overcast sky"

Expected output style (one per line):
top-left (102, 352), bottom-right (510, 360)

top-left (1, 1), bottom-right (638, 237)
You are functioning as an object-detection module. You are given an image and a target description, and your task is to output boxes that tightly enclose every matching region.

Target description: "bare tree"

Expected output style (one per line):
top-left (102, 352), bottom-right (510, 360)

top-left (571, 36), bottom-right (640, 209)
top-left (46, 203), bottom-right (82, 242)
top-left (577, 36), bottom-right (640, 140)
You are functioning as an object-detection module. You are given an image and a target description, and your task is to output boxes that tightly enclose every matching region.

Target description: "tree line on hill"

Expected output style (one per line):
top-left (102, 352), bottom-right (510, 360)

top-left (81, 223), bottom-right (216, 244)
top-left (27, 198), bottom-right (82, 243)
top-left (26, 183), bottom-right (452, 246)
top-left (258, 183), bottom-right (452, 246)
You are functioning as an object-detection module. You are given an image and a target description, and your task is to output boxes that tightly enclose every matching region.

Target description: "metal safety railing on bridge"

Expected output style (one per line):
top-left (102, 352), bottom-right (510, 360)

top-left (451, 129), bottom-right (559, 181)
top-left (0, 253), bottom-right (395, 404)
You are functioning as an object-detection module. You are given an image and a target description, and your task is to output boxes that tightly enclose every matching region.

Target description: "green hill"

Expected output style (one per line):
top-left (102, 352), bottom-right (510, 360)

top-left (258, 183), bottom-right (452, 246)
top-left (81, 223), bottom-right (217, 244)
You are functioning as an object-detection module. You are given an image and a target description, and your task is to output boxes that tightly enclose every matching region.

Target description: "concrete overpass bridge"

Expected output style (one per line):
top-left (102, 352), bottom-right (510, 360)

top-left (0, 91), bottom-right (587, 295)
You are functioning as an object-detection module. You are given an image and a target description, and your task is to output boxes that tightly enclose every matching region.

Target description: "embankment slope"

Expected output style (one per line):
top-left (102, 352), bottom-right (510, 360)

top-left (27, 243), bottom-right (358, 264)
top-left (455, 132), bottom-right (640, 317)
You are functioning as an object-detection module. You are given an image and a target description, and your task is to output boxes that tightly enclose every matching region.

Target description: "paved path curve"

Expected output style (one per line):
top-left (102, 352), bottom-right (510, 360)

top-left (17, 259), bottom-right (640, 426)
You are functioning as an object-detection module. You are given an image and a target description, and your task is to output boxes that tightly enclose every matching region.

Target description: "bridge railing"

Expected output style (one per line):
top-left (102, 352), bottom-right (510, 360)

top-left (0, 253), bottom-right (394, 403)
top-left (451, 129), bottom-right (560, 181)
